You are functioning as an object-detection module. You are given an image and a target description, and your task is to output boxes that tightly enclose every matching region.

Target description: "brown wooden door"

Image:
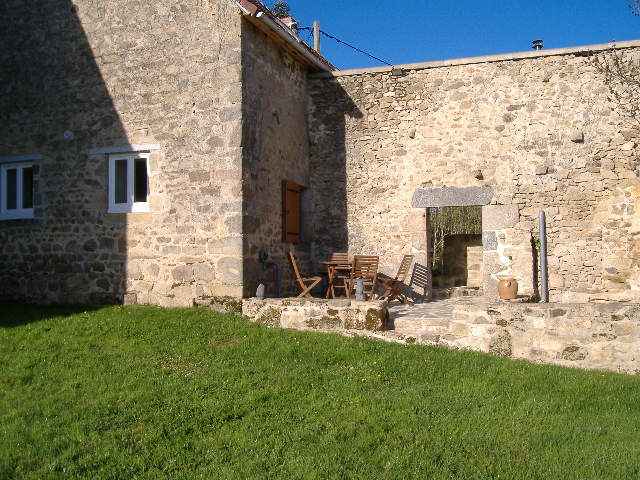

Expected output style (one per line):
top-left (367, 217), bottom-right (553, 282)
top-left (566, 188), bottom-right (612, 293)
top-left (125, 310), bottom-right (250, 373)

top-left (282, 181), bottom-right (302, 243)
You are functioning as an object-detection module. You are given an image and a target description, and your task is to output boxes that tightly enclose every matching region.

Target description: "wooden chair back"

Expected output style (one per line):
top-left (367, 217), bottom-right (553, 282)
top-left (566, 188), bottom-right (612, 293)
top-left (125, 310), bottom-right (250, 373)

top-left (288, 251), bottom-right (321, 297)
top-left (326, 252), bottom-right (351, 298)
top-left (328, 252), bottom-right (349, 265)
top-left (352, 255), bottom-right (379, 279)
top-left (288, 251), bottom-right (303, 283)
top-left (408, 263), bottom-right (431, 302)
top-left (351, 255), bottom-right (379, 297)
top-left (394, 255), bottom-right (414, 282)
top-left (378, 255), bottom-right (415, 303)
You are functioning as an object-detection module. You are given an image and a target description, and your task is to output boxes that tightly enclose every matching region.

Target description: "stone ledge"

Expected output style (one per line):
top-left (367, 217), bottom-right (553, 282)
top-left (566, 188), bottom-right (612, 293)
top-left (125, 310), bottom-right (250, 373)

top-left (242, 297), bottom-right (389, 332)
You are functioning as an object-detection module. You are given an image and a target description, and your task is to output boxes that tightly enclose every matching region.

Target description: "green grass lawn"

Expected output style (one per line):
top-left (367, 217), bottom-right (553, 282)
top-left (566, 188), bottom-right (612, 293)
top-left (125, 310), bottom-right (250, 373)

top-left (1, 304), bottom-right (639, 479)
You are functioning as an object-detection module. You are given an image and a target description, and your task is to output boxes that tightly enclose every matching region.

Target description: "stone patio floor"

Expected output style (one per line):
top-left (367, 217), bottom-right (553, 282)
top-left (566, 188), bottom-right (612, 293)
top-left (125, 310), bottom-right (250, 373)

top-left (387, 296), bottom-right (489, 336)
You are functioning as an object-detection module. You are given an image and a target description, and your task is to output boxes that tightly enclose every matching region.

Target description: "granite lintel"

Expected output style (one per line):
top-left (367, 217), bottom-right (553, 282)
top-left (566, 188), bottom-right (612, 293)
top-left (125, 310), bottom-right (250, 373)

top-left (412, 187), bottom-right (494, 208)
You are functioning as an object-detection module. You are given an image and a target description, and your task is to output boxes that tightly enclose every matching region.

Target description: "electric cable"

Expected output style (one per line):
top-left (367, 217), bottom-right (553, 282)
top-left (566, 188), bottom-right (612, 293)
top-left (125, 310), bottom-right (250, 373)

top-left (298, 26), bottom-right (392, 66)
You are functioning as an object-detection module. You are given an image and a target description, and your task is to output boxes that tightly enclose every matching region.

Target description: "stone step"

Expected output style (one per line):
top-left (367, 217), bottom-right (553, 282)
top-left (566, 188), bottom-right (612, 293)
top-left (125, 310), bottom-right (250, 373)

top-left (432, 287), bottom-right (483, 299)
top-left (378, 330), bottom-right (442, 345)
top-left (389, 316), bottom-right (451, 334)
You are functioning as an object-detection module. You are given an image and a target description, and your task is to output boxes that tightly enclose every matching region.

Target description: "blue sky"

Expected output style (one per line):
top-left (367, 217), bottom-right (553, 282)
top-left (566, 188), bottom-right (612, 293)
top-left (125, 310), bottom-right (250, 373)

top-left (284, 0), bottom-right (640, 70)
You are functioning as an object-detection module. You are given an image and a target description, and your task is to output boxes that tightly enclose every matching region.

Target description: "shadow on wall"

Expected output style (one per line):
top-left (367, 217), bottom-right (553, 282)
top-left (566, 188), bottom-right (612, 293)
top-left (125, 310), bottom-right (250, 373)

top-left (308, 80), bottom-right (363, 263)
top-left (0, 0), bottom-right (130, 304)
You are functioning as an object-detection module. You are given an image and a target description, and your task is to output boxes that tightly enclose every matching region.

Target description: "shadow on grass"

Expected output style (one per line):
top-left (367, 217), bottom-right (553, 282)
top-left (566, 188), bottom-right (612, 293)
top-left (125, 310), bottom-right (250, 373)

top-left (0, 304), bottom-right (102, 328)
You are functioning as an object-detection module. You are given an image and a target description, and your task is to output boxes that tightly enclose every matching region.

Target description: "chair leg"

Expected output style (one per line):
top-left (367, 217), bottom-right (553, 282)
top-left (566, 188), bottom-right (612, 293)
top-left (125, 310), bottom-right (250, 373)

top-left (297, 278), bottom-right (321, 298)
top-left (326, 267), bottom-right (334, 299)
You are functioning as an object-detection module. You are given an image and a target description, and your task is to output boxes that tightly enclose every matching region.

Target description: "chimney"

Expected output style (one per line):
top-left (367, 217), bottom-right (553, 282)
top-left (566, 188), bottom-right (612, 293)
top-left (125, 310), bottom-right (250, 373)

top-left (532, 39), bottom-right (543, 51)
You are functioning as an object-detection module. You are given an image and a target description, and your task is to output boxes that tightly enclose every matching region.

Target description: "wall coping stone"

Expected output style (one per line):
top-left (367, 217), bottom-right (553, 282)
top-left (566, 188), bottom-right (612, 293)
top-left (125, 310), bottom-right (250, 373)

top-left (311, 39), bottom-right (640, 79)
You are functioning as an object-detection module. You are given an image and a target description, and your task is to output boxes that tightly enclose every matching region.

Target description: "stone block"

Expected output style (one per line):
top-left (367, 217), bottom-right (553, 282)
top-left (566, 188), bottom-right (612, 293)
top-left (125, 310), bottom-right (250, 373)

top-left (172, 265), bottom-right (193, 283)
top-left (489, 330), bottom-right (512, 357)
top-left (450, 321), bottom-right (470, 336)
top-left (193, 263), bottom-right (215, 282)
top-left (482, 204), bottom-right (519, 231)
top-left (209, 282), bottom-right (243, 298)
top-left (482, 231), bottom-right (498, 251)
top-left (613, 322), bottom-right (635, 337)
top-left (217, 257), bottom-right (242, 283)
top-left (531, 317), bottom-right (546, 329)
top-left (207, 237), bottom-right (242, 255)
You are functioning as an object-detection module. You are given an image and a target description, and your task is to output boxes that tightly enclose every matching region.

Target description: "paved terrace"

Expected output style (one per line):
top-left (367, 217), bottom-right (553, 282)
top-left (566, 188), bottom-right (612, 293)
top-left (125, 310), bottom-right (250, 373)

top-left (387, 296), bottom-right (489, 338)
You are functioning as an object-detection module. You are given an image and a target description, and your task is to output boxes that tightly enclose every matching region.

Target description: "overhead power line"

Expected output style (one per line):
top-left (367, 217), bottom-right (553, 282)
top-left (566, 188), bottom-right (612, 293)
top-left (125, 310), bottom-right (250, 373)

top-left (298, 27), bottom-right (392, 66)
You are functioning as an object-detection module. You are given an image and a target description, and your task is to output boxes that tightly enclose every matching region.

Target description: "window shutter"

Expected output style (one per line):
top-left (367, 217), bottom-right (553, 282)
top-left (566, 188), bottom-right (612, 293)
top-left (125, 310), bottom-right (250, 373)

top-left (282, 181), bottom-right (302, 243)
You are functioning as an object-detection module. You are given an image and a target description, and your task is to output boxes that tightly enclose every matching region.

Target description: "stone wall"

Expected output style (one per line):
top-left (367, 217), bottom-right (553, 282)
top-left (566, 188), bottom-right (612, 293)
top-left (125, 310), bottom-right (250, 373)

top-left (244, 297), bottom-right (639, 374)
top-left (240, 20), bottom-right (313, 298)
top-left (308, 45), bottom-right (640, 302)
top-left (1, 0), bottom-right (245, 305)
top-left (424, 302), bottom-right (639, 374)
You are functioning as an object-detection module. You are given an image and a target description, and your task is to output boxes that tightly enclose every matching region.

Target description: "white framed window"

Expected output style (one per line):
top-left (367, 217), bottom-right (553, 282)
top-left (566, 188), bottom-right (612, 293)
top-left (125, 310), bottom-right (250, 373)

top-left (0, 162), bottom-right (35, 220)
top-left (108, 152), bottom-right (150, 213)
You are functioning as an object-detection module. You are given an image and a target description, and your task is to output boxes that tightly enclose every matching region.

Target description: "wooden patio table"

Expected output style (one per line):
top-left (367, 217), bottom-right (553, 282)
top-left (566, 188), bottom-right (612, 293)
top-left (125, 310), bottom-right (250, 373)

top-left (320, 260), bottom-right (352, 299)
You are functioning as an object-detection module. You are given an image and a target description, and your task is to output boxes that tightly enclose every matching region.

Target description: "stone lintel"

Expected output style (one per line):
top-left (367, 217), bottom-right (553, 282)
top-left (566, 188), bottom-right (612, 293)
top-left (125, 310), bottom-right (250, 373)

top-left (87, 144), bottom-right (161, 155)
top-left (411, 187), bottom-right (493, 208)
top-left (0, 154), bottom-right (44, 163)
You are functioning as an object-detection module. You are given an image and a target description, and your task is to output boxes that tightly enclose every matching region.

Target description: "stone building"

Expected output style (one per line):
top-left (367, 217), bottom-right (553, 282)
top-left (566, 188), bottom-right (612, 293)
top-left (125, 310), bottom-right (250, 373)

top-left (0, 0), bottom-right (332, 306)
top-left (1, 0), bottom-right (639, 305)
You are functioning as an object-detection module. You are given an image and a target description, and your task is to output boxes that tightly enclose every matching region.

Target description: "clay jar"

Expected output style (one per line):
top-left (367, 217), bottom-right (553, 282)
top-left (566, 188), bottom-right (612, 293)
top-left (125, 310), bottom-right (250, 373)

top-left (497, 277), bottom-right (518, 300)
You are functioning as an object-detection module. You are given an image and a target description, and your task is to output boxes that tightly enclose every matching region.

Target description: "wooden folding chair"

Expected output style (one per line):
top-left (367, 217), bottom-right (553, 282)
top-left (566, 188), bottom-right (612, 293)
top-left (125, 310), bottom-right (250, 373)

top-left (408, 263), bottom-right (431, 302)
top-left (378, 255), bottom-right (414, 303)
top-left (327, 252), bottom-right (351, 298)
top-left (349, 255), bottom-right (379, 299)
top-left (288, 252), bottom-right (321, 297)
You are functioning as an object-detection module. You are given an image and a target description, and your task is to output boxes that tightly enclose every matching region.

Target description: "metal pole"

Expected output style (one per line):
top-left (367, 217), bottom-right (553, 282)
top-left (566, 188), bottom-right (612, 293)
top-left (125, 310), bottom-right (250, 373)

top-left (313, 20), bottom-right (321, 53)
top-left (539, 210), bottom-right (548, 303)
top-left (425, 208), bottom-right (433, 301)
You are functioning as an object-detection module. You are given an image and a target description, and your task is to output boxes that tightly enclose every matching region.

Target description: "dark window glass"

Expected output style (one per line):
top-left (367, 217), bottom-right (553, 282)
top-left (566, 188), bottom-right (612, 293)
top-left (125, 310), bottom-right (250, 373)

top-left (6, 168), bottom-right (17, 210)
top-left (134, 158), bottom-right (148, 203)
top-left (114, 159), bottom-right (127, 204)
top-left (22, 167), bottom-right (33, 209)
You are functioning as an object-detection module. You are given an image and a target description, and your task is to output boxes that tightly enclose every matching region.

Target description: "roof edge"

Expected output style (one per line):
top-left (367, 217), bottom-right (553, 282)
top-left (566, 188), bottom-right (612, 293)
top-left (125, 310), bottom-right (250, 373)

top-left (310, 39), bottom-right (640, 79)
top-left (231, 0), bottom-right (336, 72)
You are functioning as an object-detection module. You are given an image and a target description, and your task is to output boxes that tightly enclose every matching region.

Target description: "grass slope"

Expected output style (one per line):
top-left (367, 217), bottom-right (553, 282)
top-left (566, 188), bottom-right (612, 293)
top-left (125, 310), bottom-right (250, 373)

top-left (1, 305), bottom-right (639, 479)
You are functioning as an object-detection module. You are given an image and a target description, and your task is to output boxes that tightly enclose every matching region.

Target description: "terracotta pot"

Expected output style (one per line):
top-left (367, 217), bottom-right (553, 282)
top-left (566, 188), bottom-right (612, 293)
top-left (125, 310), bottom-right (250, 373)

top-left (497, 277), bottom-right (518, 300)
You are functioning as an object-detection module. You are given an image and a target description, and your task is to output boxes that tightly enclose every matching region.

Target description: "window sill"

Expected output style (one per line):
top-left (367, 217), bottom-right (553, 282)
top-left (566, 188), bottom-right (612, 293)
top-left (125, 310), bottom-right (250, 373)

top-left (0, 212), bottom-right (35, 221)
top-left (107, 204), bottom-right (149, 214)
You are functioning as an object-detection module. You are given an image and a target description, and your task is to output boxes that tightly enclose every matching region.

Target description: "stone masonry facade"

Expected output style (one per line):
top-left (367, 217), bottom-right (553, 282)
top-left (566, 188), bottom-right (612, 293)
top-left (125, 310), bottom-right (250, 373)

top-left (308, 45), bottom-right (640, 303)
top-left (0, 0), bottom-right (320, 305)
top-left (241, 18), bottom-right (313, 298)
